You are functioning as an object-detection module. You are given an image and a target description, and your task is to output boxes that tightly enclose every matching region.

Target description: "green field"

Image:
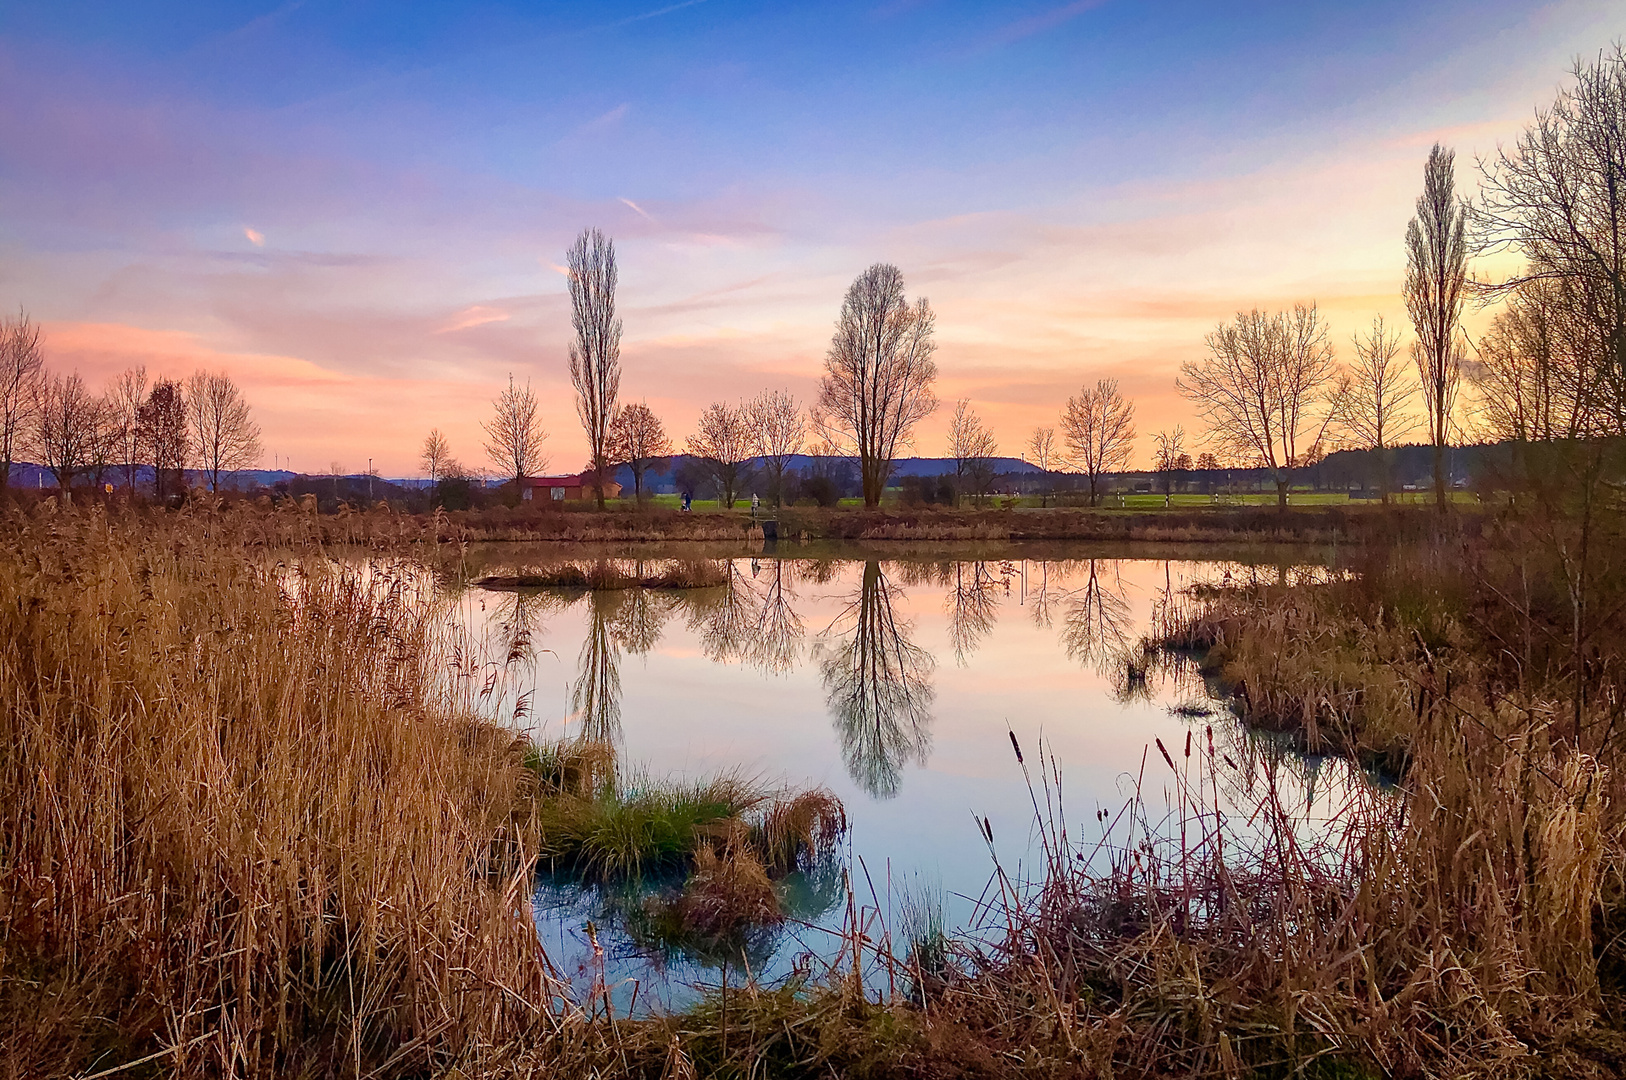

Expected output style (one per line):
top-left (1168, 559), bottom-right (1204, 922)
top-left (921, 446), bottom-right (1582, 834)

top-left (643, 490), bottom-right (1475, 511)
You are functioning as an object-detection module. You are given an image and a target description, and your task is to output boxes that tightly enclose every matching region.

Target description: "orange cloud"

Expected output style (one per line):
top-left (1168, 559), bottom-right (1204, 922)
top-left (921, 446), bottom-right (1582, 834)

top-left (437, 305), bottom-right (512, 333)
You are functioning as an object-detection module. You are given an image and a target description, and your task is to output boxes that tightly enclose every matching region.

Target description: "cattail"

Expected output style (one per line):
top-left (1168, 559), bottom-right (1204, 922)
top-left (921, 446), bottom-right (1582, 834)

top-left (1008, 729), bottom-right (1024, 765)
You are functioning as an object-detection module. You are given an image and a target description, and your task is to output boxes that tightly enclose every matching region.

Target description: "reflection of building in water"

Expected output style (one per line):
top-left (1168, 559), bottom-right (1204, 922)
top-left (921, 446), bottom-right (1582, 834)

top-left (815, 561), bottom-right (936, 799)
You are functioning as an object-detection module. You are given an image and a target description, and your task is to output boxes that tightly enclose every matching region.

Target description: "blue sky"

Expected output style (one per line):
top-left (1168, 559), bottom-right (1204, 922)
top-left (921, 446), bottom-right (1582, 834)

top-left (0, 1), bottom-right (1616, 472)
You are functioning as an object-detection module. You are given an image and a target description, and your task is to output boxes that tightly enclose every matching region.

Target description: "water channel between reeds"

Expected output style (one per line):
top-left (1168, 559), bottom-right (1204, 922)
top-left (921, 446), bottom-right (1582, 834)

top-left (440, 541), bottom-right (1367, 1012)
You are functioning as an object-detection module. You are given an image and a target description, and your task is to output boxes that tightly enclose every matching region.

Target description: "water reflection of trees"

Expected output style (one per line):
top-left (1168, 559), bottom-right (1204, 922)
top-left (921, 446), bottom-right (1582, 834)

top-left (572, 591), bottom-right (623, 742)
top-left (607, 584), bottom-right (674, 656)
top-left (1059, 560), bottom-right (1135, 675)
top-left (945, 562), bottom-right (1007, 665)
top-left (816, 561), bottom-right (936, 799)
top-left (688, 561), bottom-right (756, 664)
top-left (747, 559), bottom-right (804, 674)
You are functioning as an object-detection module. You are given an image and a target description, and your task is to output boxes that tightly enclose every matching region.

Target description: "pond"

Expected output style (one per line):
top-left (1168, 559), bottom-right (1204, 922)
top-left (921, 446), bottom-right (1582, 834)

top-left (440, 542), bottom-right (1362, 1011)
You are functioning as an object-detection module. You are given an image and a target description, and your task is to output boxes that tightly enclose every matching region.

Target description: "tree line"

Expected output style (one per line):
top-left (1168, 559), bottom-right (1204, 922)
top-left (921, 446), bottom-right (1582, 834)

top-left (0, 313), bottom-right (262, 502)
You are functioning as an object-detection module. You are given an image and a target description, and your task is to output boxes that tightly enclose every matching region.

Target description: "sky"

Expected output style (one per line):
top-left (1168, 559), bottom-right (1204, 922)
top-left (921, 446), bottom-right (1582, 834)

top-left (0, 1), bottom-right (1618, 476)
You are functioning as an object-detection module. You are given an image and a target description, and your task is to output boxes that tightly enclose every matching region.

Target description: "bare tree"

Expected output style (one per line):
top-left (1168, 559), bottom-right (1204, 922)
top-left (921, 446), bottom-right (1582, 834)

top-left (1027, 425), bottom-right (1057, 506)
top-left (945, 398), bottom-right (997, 506)
top-left (567, 227), bottom-right (622, 509)
top-left (1060, 378), bottom-right (1136, 506)
top-left (421, 429), bottom-right (451, 490)
top-left (1476, 46), bottom-right (1626, 434)
top-left (685, 400), bottom-right (754, 508)
top-left (1469, 278), bottom-right (1587, 443)
top-left (87, 394), bottom-right (122, 493)
top-left (610, 402), bottom-right (670, 502)
top-left (484, 375), bottom-right (549, 491)
top-left (108, 366), bottom-right (147, 493)
top-left (1332, 316), bottom-right (1417, 502)
top-left (185, 370), bottom-right (261, 492)
top-left (816, 263), bottom-right (938, 506)
top-left (138, 378), bottom-right (190, 501)
top-left (748, 389), bottom-right (805, 508)
top-left (34, 371), bottom-right (106, 501)
top-left (1405, 144), bottom-right (1469, 509)
top-left (0, 311), bottom-right (44, 491)
top-left (1178, 306), bottom-right (1336, 508)
top-left (1152, 426), bottom-right (1188, 504)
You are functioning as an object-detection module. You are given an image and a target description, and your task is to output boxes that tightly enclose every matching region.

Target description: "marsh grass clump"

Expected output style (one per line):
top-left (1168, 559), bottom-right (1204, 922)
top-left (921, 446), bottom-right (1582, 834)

top-left (535, 771), bottom-right (765, 879)
top-left (534, 767), bottom-right (847, 884)
top-left (531, 763), bottom-right (848, 960)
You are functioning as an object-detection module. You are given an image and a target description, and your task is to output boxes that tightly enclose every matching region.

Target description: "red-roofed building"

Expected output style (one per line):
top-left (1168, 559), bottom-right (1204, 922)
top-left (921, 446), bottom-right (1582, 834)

top-left (518, 473), bottom-right (622, 502)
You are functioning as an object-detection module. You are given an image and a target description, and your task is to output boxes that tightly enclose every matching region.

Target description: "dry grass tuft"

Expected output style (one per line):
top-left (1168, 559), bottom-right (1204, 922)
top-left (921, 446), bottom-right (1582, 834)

top-left (0, 506), bottom-right (561, 1077)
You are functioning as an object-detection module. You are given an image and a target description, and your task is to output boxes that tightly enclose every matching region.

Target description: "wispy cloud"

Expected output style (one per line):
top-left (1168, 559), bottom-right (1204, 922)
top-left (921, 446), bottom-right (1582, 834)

top-left (993, 0), bottom-right (1111, 44)
top-left (611, 0), bottom-right (709, 29)
top-left (578, 102), bottom-right (630, 134)
top-left (201, 0), bottom-right (306, 51)
top-left (618, 196), bottom-right (655, 222)
top-left (244, 227), bottom-right (265, 246)
top-left (437, 304), bottom-right (511, 333)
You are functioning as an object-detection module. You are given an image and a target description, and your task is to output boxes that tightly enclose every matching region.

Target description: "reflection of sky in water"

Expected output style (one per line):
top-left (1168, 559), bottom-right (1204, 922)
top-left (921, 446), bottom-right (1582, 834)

top-left (440, 550), bottom-right (1358, 1012)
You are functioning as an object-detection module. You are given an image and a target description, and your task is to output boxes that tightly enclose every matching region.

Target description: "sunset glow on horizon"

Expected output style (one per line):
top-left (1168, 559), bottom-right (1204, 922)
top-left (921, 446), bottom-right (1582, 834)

top-left (1, 0), bottom-right (1617, 475)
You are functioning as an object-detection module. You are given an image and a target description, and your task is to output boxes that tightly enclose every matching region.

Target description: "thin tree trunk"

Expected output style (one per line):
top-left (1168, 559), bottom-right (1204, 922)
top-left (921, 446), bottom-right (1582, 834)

top-left (1433, 443), bottom-right (1446, 510)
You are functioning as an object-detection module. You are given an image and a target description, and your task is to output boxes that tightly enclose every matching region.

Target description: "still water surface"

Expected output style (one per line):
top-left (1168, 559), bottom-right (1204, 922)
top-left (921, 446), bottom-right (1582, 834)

top-left (443, 544), bottom-right (1356, 1009)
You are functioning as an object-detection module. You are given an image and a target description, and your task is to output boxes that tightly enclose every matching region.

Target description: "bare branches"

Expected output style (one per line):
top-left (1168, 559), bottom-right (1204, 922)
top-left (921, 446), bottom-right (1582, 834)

top-left (1060, 379), bottom-right (1136, 506)
top-left (1178, 305), bottom-right (1336, 507)
top-left (946, 398), bottom-right (997, 506)
top-left (109, 367), bottom-right (147, 493)
top-left (747, 389), bottom-right (805, 509)
top-left (34, 371), bottom-right (106, 501)
top-left (137, 378), bottom-right (189, 502)
top-left (1027, 426), bottom-right (1057, 506)
top-left (685, 400), bottom-right (754, 508)
top-left (0, 310), bottom-right (44, 489)
top-left (484, 375), bottom-right (549, 486)
top-left (1406, 144), bottom-right (1468, 508)
top-left (186, 370), bottom-right (261, 492)
top-left (1469, 278), bottom-right (1591, 443)
top-left (1152, 426), bottom-right (1189, 500)
top-left (1026, 426), bottom-right (1056, 472)
top-left (567, 228), bottom-right (623, 509)
top-left (816, 264), bottom-right (938, 506)
top-left (1475, 46), bottom-right (1626, 435)
top-left (610, 402), bottom-right (670, 501)
top-left (1334, 316), bottom-right (1418, 451)
top-left (421, 429), bottom-right (452, 488)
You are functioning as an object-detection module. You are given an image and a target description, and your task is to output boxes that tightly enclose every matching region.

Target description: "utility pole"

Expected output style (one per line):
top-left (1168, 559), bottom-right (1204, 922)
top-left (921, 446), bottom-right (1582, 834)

top-left (368, 459), bottom-right (374, 501)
